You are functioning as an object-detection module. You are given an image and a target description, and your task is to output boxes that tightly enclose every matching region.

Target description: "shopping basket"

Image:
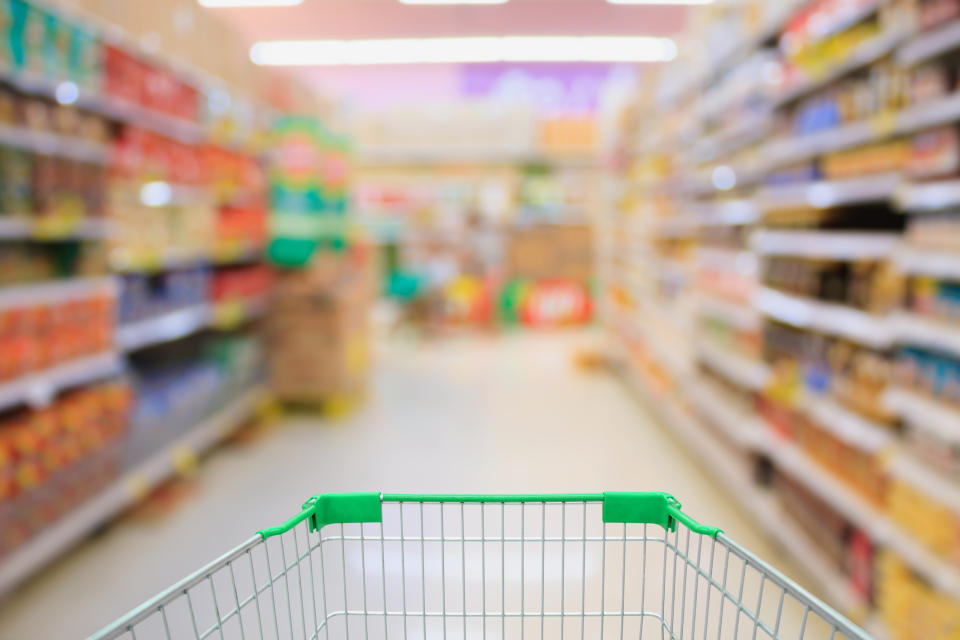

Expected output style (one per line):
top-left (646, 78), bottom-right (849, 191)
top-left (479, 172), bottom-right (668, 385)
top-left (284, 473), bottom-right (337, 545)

top-left (89, 492), bottom-right (872, 639)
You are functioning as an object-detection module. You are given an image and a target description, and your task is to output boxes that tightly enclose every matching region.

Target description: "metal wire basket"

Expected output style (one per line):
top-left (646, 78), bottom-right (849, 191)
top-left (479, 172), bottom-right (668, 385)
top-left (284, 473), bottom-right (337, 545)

top-left (88, 492), bottom-right (873, 639)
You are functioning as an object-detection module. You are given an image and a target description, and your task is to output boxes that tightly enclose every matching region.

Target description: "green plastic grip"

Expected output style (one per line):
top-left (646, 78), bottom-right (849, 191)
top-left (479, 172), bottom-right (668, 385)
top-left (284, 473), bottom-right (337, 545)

top-left (258, 492), bottom-right (721, 539)
top-left (602, 492), bottom-right (722, 537)
top-left (258, 492), bottom-right (382, 538)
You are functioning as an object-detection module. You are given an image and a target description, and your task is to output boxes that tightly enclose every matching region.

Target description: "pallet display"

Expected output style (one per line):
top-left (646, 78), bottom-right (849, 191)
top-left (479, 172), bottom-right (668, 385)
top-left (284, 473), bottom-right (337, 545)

top-left (602, 0), bottom-right (960, 637)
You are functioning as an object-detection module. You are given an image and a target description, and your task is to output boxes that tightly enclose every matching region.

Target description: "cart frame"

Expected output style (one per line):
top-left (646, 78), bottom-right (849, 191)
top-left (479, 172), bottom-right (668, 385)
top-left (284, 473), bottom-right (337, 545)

top-left (88, 492), bottom-right (873, 640)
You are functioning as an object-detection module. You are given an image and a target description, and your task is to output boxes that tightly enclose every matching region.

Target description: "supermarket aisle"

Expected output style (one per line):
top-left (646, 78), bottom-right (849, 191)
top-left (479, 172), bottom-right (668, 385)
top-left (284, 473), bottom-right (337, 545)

top-left (0, 330), bottom-right (801, 638)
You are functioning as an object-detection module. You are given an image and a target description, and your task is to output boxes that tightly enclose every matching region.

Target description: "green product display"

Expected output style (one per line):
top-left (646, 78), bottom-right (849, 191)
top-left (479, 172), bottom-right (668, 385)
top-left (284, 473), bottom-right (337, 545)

top-left (268, 116), bottom-right (352, 268)
top-left (258, 491), bottom-right (721, 539)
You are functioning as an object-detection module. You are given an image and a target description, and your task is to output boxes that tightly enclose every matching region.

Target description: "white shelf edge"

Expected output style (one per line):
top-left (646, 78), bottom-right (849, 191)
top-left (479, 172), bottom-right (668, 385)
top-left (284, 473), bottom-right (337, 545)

top-left (753, 287), bottom-right (893, 349)
top-left (0, 385), bottom-right (267, 597)
top-left (0, 67), bottom-right (205, 146)
top-left (890, 311), bottom-right (960, 360)
top-left (757, 174), bottom-right (901, 212)
top-left (801, 393), bottom-right (895, 453)
top-left (0, 276), bottom-right (118, 312)
top-left (687, 376), bottom-right (767, 448)
top-left (0, 217), bottom-right (113, 240)
top-left (697, 292), bottom-right (762, 331)
top-left (893, 245), bottom-right (960, 278)
top-left (0, 123), bottom-right (109, 165)
top-left (883, 385), bottom-right (960, 445)
top-left (772, 28), bottom-right (908, 108)
top-left (117, 296), bottom-right (269, 352)
top-left (897, 19), bottom-right (960, 66)
top-left (696, 338), bottom-right (770, 391)
top-left (895, 178), bottom-right (960, 212)
top-left (0, 351), bottom-right (123, 412)
top-left (116, 305), bottom-right (212, 352)
top-left (750, 230), bottom-right (900, 260)
top-left (895, 93), bottom-right (960, 140)
top-left (887, 451), bottom-right (960, 516)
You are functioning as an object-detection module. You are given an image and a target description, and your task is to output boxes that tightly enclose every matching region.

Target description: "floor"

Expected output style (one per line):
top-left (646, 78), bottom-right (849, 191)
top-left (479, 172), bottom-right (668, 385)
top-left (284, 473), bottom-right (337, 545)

top-left (0, 330), bottom-right (807, 639)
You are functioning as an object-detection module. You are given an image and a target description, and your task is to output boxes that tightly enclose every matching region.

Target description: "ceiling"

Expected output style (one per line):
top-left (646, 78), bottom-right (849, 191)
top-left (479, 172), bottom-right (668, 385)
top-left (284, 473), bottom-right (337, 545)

top-left (210, 0), bottom-right (691, 108)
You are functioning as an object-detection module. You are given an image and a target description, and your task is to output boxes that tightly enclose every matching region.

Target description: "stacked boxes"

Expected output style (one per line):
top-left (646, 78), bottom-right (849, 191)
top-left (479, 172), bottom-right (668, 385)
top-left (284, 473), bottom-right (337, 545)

top-left (267, 250), bottom-right (373, 404)
top-left (506, 224), bottom-right (593, 283)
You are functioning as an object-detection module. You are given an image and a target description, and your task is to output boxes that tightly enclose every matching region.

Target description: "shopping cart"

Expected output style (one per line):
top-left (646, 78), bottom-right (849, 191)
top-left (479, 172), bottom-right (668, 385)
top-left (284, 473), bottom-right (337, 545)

top-left (89, 492), bottom-right (873, 639)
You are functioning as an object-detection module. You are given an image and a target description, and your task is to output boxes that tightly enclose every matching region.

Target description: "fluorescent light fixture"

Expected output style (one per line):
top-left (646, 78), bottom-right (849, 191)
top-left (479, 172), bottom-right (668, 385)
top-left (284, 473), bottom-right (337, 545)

top-left (199, 0), bottom-right (302, 7)
top-left (250, 36), bottom-right (677, 65)
top-left (399, 0), bottom-right (507, 3)
top-left (607, 0), bottom-right (712, 4)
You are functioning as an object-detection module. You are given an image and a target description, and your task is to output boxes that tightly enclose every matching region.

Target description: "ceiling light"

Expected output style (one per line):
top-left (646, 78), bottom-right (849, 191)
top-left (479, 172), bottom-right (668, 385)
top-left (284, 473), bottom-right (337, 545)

top-left (250, 36), bottom-right (677, 66)
top-left (399, 0), bottom-right (508, 4)
top-left (198, 0), bottom-right (302, 7)
top-left (607, 0), bottom-right (713, 4)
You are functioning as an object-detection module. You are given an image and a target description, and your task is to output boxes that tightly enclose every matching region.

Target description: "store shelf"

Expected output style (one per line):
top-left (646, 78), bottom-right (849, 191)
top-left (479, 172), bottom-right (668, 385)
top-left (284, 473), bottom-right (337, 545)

top-left (0, 276), bottom-right (117, 311)
top-left (763, 428), bottom-right (960, 601)
top-left (893, 245), bottom-right (960, 279)
top-left (757, 174), bottom-right (900, 211)
top-left (0, 216), bottom-right (113, 241)
top-left (801, 393), bottom-right (895, 453)
top-left (111, 243), bottom-right (264, 273)
top-left (770, 92), bottom-right (960, 170)
top-left (697, 246), bottom-right (759, 276)
top-left (0, 123), bottom-right (110, 164)
top-left (693, 116), bottom-right (772, 164)
top-left (695, 199), bottom-right (760, 226)
top-left (894, 178), bottom-right (960, 212)
top-left (621, 360), bottom-right (865, 616)
top-left (887, 452), bottom-right (960, 515)
top-left (763, 434), bottom-right (889, 540)
top-left (771, 28), bottom-right (909, 108)
top-left (0, 68), bottom-right (204, 146)
top-left (0, 385), bottom-right (267, 597)
top-left (697, 292), bottom-right (762, 330)
top-left (883, 386), bottom-right (960, 446)
top-left (754, 287), bottom-right (893, 349)
top-left (116, 305), bottom-right (212, 352)
top-left (897, 19), bottom-right (960, 66)
top-left (750, 230), bottom-right (899, 260)
top-left (696, 338), bottom-right (770, 391)
top-left (896, 92), bottom-right (960, 139)
top-left (763, 119), bottom-right (880, 168)
top-left (890, 311), bottom-right (960, 358)
top-left (0, 352), bottom-right (123, 412)
top-left (687, 376), bottom-right (766, 448)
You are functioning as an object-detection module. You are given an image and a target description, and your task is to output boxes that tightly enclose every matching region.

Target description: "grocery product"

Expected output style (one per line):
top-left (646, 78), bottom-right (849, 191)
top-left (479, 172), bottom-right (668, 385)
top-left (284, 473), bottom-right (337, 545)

top-left (0, 380), bottom-right (131, 558)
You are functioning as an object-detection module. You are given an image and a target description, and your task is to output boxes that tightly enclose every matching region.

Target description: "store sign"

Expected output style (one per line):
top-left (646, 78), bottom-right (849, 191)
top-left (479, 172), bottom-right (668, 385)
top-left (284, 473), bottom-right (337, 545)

top-left (521, 280), bottom-right (592, 326)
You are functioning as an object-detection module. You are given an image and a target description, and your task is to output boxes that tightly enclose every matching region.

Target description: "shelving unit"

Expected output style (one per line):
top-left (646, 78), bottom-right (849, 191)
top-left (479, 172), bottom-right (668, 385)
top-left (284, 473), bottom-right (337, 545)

top-left (0, 352), bottom-right (123, 412)
top-left (603, 1), bottom-right (960, 635)
top-left (0, 385), bottom-right (267, 598)
top-left (0, 0), bottom-right (284, 595)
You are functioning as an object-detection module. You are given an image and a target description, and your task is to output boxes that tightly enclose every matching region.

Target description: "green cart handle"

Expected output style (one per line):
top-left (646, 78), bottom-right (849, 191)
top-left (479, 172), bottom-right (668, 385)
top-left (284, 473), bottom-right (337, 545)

top-left (257, 492), bottom-right (722, 539)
